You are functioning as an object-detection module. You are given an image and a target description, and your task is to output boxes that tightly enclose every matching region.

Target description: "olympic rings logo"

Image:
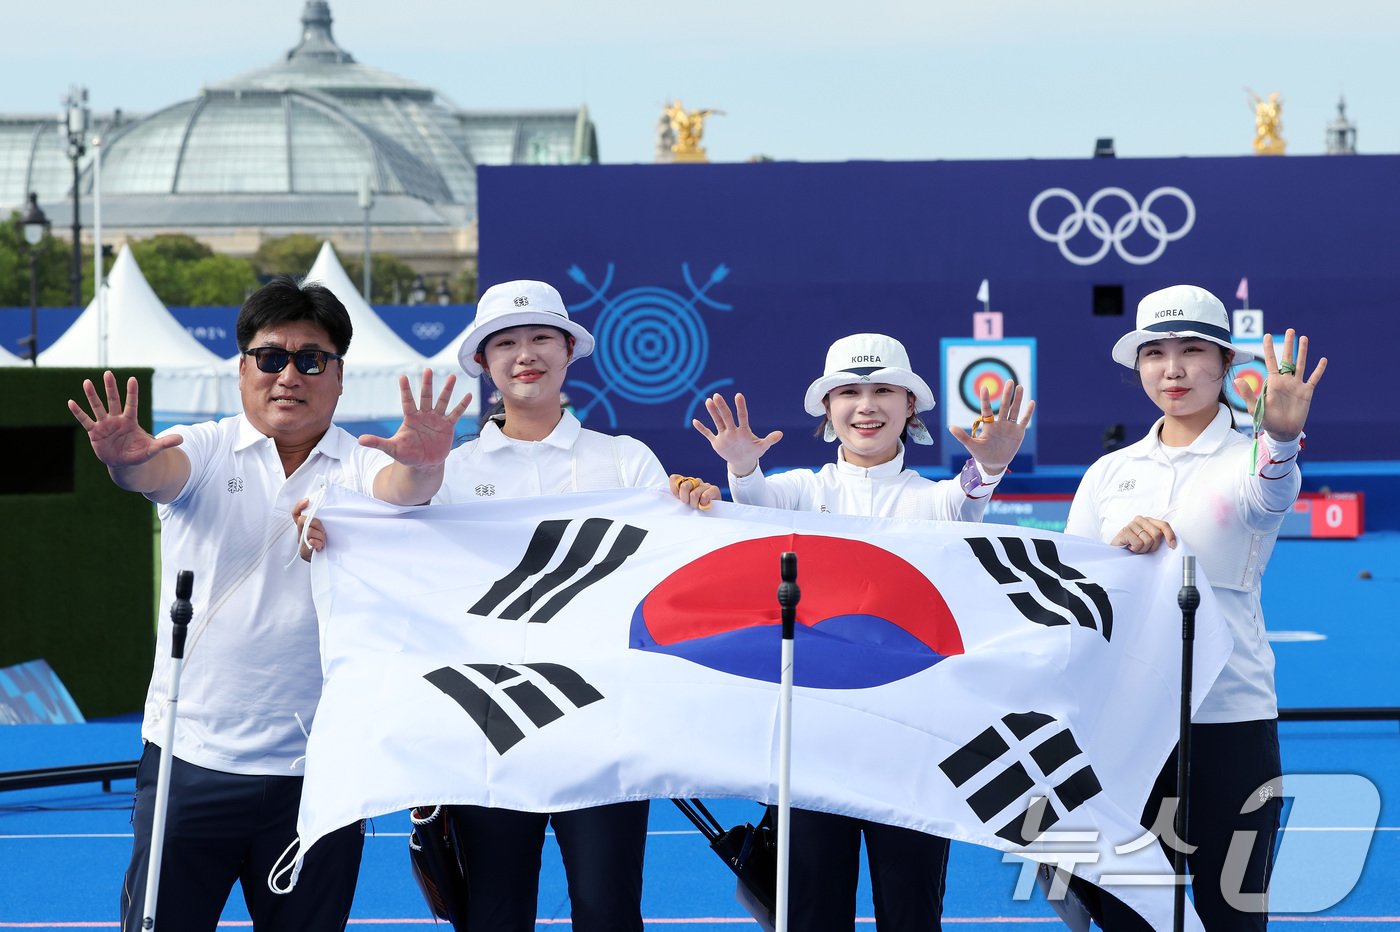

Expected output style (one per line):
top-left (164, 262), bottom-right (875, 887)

top-left (1028, 186), bottom-right (1195, 266)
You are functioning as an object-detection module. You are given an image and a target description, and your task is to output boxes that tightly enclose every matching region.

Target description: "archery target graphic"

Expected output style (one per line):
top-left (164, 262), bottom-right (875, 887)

top-left (593, 287), bottom-right (709, 404)
top-left (1225, 340), bottom-right (1270, 416)
top-left (562, 263), bottom-right (735, 428)
top-left (940, 338), bottom-right (1037, 470)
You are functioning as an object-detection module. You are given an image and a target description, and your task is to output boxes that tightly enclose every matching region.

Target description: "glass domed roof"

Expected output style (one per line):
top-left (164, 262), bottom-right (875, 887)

top-left (0, 2), bottom-right (595, 227)
top-left (98, 2), bottom-right (466, 206)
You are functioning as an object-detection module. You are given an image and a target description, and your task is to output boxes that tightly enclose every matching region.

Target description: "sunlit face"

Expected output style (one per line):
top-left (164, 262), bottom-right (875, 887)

top-left (1136, 337), bottom-right (1228, 420)
top-left (238, 320), bottom-right (343, 448)
top-left (825, 382), bottom-right (914, 468)
top-left (477, 325), bottom-right (573, 407)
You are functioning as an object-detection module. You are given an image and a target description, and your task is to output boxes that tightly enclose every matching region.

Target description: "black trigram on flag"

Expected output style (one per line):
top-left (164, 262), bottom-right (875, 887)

top-left (939, 711), bottom-right (1103, 847)
top-left (470, 518), bottom-right (648, 624)
top-left (964, 536), bottom-right (1114, 639)
top-left (424, 663), bottom-right (603, 755)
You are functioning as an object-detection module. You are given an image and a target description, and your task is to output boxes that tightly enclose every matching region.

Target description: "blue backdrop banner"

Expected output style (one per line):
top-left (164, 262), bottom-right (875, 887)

top-left (476, 156), bottom-right (1395, 481)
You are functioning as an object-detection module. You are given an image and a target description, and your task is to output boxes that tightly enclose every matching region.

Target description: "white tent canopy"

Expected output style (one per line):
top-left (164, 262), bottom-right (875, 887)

top-left (305, 243), bottom-right (422, 366)
top-left (303, 241), bottom-right (449, 422)
top-left (37, 245), bottom-right (225, 424)
top-left (426, 326), bottom-right (481, 421)
top-left (427, 327), bottom-right (468, 375)
top-left (18, 241), bottom-right (478, 430)
top-left (0, 342), bottom-right (27, 366)
top-left (38, 245), bottom-right (224, 370)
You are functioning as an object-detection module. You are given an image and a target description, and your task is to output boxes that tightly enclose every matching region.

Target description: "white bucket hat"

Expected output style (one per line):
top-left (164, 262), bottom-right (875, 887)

top-left (1111, 284), bottom-right (1254, 369)
top-left (456, 280), bottom-right (595, 377)
top-left (804, 333), bottom-right (936, 444)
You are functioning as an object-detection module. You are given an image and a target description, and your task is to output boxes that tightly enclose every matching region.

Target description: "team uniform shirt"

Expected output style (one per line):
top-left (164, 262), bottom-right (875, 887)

top-left (435, 410), bottom-right (668, 503)
top-left (146, 414), bottom-right (391, 774)
top-left (1065, 404), bottom-right (1302, 723)
top-left (727, 443), bottom-right (1003, 521)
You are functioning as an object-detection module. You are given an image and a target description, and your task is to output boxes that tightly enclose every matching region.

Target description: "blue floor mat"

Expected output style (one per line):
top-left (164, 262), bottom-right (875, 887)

top-left (3, 533), bottom-right (1397, 928)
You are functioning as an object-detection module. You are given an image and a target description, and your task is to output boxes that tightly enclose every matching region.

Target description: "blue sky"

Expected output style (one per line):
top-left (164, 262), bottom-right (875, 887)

top-left (7, 0), bottom-right (1397, 163)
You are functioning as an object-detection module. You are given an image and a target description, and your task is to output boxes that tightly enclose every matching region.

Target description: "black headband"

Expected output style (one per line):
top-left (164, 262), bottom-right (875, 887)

top-left (1140, 319), bottom-right (1231, 343)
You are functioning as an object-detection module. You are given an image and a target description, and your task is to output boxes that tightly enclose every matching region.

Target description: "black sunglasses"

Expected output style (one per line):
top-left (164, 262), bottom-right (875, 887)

top-left (243, 347), bottom-right (343, 375)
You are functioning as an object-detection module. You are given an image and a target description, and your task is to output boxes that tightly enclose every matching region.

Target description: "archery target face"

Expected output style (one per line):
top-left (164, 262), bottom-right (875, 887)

top-left (1225, 340), bottom-right (1270, 415)
top-left (940, 338), bottom-right (1037, 469)
top-left (960, 359), bottom-right (1017, 413)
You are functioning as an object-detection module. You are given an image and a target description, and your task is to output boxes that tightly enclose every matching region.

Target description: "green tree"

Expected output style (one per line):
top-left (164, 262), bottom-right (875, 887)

top-left (184, 255), bottom-right (260, 305)
top-left (0, 210), bottom-right (75, 307)
top-left (78, 245), bottom-right (118, 304)
top-left (252, 235), bottom-right (422, 304)
top-left (252, 234), bottom-right (324, 279)
top-left (342, 253), bottom-right (420, 304)
top-left (129, 234), bottom-right (211, 304)
top-left (452, 263), bottom-right (478, 304)
top-left (126, 234), bottom-right (257, 306)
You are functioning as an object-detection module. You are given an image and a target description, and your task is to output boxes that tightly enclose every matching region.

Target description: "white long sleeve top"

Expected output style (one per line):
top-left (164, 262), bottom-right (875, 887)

top-left (727, 444), bottom-right (1002, 522)
top-left (1065, 404), bottom-right (1303, 723)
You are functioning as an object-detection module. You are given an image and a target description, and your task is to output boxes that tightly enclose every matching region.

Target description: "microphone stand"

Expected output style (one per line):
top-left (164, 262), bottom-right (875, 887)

top-left (1172, 556), bottom-right (1198, 932)
top-left (774, 552), bottom-right (799, 932)
top-left (142, 570), bottom-right (194, 930)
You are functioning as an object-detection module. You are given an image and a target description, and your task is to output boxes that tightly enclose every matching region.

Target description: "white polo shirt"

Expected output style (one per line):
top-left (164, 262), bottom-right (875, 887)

top-left (727, 445), bottom-right (1002, 522)
top-left (1065, 404), bottom-right (1302, 723)
top-left (147, 414), bottom-right (391, 774)
top-left (435, 410), bottom-right (668, 502)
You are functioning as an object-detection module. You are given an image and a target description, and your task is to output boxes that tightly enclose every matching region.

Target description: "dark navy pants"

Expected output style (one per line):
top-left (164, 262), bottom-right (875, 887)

top-left (1081, 719), bottom-right (1282, 931)
top-left (452, 800), bottom-right (649, 932)
top-left (121, 742), bottom-right (363, 932)
top-left (788, 808), bottom-right (950, 931)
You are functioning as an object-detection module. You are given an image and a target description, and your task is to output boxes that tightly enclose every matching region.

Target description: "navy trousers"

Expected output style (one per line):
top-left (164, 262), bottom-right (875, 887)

top-left (452, 800), bottom-right (650, 932)
top-left (120, 742), bottom-right (363, 932)
top-left (788, 808), bottom-right (950, 931)
top-left (1081, 719), bottom-right (1282, 931)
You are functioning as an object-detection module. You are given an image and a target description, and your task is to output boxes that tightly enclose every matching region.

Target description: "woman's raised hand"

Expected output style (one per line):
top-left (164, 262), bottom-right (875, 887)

top-left (1235, 329), bottom-right (1327, 442)
top-left (947, 380), bottom-right (1035, 475)
top-left (692, 392), bottom-right (783, 479)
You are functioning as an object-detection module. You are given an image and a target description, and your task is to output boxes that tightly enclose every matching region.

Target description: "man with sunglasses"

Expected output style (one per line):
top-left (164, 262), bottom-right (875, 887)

top-left (69, 276), bottom-right (469, 931)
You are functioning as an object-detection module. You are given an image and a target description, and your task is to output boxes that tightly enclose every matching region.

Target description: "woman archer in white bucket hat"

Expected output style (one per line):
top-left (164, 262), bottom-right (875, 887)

top-left (692, 332), bottom-right (1033, 519)
top-left (435, 279), bottom-right (717, 930)
top-left (1064, 284), bottom-right (1327, 931)
top-left (302, 279), bottom-right (716, 931)
top-left (689, 331), bottom-right (1034, 932)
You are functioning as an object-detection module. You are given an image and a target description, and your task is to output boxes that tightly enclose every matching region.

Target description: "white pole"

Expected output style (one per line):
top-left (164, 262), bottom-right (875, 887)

top-left (359, 175), bottom-right (374, 300)
top-left (142, 571), bottom-right (195, 930)
top-left (775, 634), bottom-right (793, 932)
top-left (92, 134), bottom-right (105, 368)
top-left (774, 552), bottom-right (799, 932)
top-left (142, 654), bottom-right (184, 928)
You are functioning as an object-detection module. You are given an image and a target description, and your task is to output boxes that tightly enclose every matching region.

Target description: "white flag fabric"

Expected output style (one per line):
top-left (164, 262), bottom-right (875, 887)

top-left (976, 278), bottom-right (990, 305)
top-left (292, 486), bottom-right (1232, 928)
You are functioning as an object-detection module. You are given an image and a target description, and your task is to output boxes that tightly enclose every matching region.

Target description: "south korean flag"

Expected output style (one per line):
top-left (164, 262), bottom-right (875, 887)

top-left (940, 710), bottom-right (1102, 846)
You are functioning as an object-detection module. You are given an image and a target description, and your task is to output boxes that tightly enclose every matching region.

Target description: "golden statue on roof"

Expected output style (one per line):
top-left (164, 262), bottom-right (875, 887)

top-left (1247, 88), bottom-right (1286, 155)
top-left (663, 100), bottom-right (722, 163)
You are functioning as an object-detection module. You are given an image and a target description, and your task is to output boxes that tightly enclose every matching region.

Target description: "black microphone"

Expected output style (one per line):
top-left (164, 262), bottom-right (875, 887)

top-left (777, 552), bottom-right (800, 641)
top-left (170, 570), bottom-right (194, 660)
